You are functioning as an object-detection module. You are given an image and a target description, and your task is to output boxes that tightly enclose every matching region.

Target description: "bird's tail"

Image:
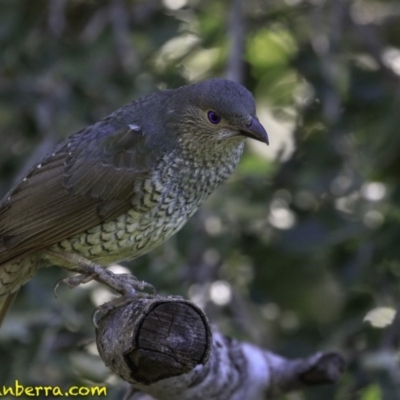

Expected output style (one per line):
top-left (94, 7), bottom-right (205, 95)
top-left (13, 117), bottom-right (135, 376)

top-left (0, 291), bottom-right (19, 328)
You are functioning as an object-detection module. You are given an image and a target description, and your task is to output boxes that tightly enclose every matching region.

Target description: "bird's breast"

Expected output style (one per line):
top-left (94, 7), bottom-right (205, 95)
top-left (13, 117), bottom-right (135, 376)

top-left (49, 142), bottom-right (244, 265)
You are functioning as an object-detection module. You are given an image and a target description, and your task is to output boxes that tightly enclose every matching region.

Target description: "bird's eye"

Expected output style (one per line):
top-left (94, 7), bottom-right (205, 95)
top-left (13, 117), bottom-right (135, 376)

top-left (207, 111), bottom-right (221, 124)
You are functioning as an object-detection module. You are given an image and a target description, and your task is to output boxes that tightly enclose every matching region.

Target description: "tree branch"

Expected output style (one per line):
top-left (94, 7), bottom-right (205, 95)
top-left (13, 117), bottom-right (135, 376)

top-left (226, 0), bottom-right (245, 83)
top-left (96, 296), bottom-right (346, 400)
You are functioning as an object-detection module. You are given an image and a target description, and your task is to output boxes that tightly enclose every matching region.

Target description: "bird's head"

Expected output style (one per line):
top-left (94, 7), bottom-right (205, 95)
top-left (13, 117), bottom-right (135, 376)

top-left (167, 79), bottom-right (269, 147)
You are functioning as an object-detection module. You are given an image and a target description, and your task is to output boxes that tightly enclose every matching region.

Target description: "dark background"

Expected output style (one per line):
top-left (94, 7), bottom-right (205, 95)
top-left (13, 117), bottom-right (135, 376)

top-left (1, 0), bottom-right (400, 399)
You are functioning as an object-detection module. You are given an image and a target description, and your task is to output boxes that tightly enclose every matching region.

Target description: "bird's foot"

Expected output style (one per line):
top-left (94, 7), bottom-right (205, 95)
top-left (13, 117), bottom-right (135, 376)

top-left (53, 272), bottom-right (96, 296)
top-left (46, 250), bottom-right (155, 299)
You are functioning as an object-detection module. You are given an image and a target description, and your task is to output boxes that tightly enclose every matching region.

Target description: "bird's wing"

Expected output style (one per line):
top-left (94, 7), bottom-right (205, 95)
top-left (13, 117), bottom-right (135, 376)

top-left (0, 122), bottom-right (160, 266)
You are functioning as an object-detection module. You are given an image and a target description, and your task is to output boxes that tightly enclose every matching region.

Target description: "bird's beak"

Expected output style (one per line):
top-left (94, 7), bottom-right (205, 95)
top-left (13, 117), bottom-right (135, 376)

top-left (240, 117), bottom-right (269, 145)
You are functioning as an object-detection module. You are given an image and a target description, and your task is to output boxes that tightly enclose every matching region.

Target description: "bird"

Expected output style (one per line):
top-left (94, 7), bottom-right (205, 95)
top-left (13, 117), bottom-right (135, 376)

top-left (0, 78), bottom-right (268, 326)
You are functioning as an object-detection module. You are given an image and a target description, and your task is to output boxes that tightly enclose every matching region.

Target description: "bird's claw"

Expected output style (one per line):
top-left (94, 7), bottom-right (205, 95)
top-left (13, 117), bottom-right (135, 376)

top-left (91, 272), bottom-right (156, 327)
top-left (48, 251), bottom-right (156, 325)
top-left (53, 273), bottom-right (96, 297)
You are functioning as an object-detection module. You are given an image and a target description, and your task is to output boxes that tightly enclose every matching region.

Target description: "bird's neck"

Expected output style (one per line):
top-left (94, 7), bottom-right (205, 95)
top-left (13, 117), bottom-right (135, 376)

top-left (169, 136), bottom-right (245, 188)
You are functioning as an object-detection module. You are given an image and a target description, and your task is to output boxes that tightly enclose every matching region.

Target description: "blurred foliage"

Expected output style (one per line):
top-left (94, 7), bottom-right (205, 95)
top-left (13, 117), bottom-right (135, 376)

top-left (1, 0), bottom-right (400, 399)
